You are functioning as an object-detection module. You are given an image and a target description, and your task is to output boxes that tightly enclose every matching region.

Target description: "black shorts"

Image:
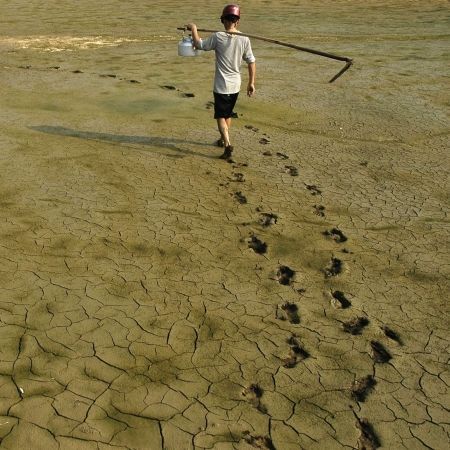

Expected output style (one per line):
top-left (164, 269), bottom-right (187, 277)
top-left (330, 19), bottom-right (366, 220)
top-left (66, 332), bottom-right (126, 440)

top-left (213, 92), bottom-right (239, 119)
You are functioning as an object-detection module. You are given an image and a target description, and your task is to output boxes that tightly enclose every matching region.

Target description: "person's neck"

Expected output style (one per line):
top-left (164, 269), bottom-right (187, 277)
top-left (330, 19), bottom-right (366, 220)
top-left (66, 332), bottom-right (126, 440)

top-left (224, 24), bottom-right (238, 33)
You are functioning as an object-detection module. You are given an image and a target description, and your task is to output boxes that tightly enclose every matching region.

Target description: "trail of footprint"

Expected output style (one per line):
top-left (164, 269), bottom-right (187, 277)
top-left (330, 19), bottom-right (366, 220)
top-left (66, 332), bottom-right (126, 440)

top-left (259, 212), bottom-right (278, 227)
top-left (242, 384), bottom-right (267, 413)
top-left (230, 172), bottom-right (245, 182)
top-left (351, 375), bottom-right (376, 402)
top-left (324, 257), bottom-right (343, 277)
top-left (370, 340), bottom-right (391, 363)
top-left (276, 265), bottom-right (295, 285)
top-left (276, 302), bottom-right (300, 324)
top-left (342, 317), bottom-right (369, 335)
top-left (323, 228), bottom-right (347, 243)
top-left (233, 191), bottom-right (247, 204)
top-left (305, 184), bottom-right (322, 195)
top-left (354, 415), bottom-right (380, 450)
top-left (314, 204), bottom-right (326, 217)
top-left (284, 165), bottom-right (299, 176)
top-left (242, 432), bottom-right (276, 450)
top-left (380, 325), bottom-right (403, 345)
top-left (248, 235), bottom-right (267, 254)
top-left (282, 335), bottom-right (309, 368)
top-left (330, 290), bottom-right (351, 309)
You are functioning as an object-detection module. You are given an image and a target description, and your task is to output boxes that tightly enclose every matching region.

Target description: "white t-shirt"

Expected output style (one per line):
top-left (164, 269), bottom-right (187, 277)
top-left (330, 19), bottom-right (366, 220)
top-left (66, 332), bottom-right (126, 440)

top-left (199, 31), bottom-right (255, 94)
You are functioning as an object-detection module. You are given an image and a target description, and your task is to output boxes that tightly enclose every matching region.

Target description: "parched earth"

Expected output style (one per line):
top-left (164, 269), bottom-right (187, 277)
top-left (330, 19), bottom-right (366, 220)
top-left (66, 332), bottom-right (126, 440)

top-left (0, 1), bottom-right (449, 449)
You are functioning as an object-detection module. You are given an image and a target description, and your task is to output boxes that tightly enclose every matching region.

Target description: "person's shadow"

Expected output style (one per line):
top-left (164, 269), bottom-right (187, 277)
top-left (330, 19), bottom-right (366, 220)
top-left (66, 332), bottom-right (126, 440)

top-left (29, 125), bottom-right (214, 159)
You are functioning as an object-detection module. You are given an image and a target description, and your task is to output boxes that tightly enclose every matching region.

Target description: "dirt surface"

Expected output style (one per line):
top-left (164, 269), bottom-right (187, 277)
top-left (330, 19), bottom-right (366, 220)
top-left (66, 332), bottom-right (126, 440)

top-left (0, 1), bottom-right (449, 449)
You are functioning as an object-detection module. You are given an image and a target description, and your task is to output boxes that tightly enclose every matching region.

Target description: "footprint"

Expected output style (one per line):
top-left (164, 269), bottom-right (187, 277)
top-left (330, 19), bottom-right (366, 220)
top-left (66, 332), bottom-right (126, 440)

top-left (342, 317), bottom-right (369, 335)
top-left (276, 302), bottom-right (300, 324)
top-left (314, 204), bottom-right (326, 217)
top-left (259, 212), bottom-right (278, 227)
top-left (233, 191), bottom-right (247, 204)
top-left (128, 79), bottom-right (141, 84)
top-left (355, 416), bottom-right (380, 450)
top-left (248, 235), bottom-right (267, 254)
top-left (305, 184), bottom-right (322, 195)
top-left (380, 325), bottom-right (402, 345)
top-left (182, 92), bottom-right (195, 97)
top-left (282, 336), bottom-right (309, 368)
top-left (230, 173), bottom-right (245, 182)
top-left (205, 101), bottom-right (214, 109)
top-left (242, 384), bottom-right (266, 413)
top-left (323, 228), bottom-right (347, 243)
top-left (262, 150), bottom-right (272, 156)
top-left (72, 69), bottom-right (83, 73)
top-left (161, 85), bottom-right (176, 90)
top-left (284, 165), bottom-right (299, 176)
top-left (351, 375), bottom-right (376, 402)
top-left (370, 340), bottom-right (391, 363)
top-left (245, 125), bottom-right (259, 132)
top-left (259, 137), bottom-right (270, 145)
top-left (276, 152), bottom-right (289, 160)
top-left (324, 257), bottom-right (343, 277)
top-left (242, 432), bottom-right (276, 450)
top-left (330, 290), bottom-right (351, 309)
top-left (276, 266), bottom-right (295, 285)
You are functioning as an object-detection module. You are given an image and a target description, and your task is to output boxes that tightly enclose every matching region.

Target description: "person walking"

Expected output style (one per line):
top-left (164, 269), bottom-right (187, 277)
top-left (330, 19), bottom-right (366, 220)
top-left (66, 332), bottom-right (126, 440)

top-left (187, 4), bottom-right (256, 161)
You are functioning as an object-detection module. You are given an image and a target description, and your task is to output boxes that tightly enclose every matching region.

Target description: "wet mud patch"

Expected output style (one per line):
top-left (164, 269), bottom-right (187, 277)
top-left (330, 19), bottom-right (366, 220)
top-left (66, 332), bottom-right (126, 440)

top-left (323, 228), bottom-right (348, 243)
top-left (324, 257), bottom-right (343, 278)
top-left (331, 290), bottom-right (351, 309)
top-left (276, 265), bottom-right (295, 285)
top-left (351, 375), bottom-right (376, 402)
top-left (248, 235), bottom-right (267, 254)
top-left (342, 316), bottom-right (369, 335)
top-left (370, 340), bottom-right (392, 363)
top-left (276, 302), bottom-right (300, 324)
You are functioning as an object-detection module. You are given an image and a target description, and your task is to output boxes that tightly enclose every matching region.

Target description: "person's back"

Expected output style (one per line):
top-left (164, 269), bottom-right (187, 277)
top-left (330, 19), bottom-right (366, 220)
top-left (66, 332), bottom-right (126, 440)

top-left (201, 31), bottom-right (254, 95)
top-left (187, 4), bottom-right (256, 161)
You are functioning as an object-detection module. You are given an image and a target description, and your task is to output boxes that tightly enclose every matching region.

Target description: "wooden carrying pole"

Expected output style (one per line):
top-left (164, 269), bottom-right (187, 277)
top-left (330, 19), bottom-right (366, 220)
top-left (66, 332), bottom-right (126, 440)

top-left (177, 27), bottom-right (353, 83)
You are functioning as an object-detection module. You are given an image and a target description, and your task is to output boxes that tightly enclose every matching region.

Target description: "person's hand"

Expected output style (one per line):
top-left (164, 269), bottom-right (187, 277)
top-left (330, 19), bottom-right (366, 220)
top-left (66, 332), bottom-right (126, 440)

top-left (186, 23), bottom-right (196, 32)
top-left (247, 83), bottom-right (255, 97)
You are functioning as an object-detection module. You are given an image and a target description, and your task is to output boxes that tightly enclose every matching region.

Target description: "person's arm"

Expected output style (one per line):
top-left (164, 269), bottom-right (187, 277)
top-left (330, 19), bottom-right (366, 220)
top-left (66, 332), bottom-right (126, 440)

top-left (186, 23), bottom-right (201, 48)
top-left (247, 62), bottom-right (256, 97)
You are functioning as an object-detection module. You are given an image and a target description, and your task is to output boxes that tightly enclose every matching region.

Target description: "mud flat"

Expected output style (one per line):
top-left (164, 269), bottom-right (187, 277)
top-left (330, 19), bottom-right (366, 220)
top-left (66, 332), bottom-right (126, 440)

top-left (0, 1), bottom-right (449, 449)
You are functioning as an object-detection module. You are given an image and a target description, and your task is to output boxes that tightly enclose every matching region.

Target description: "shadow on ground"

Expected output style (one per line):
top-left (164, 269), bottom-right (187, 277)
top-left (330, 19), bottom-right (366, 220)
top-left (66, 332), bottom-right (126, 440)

top-left (29, 125), bottom-right (215, 158)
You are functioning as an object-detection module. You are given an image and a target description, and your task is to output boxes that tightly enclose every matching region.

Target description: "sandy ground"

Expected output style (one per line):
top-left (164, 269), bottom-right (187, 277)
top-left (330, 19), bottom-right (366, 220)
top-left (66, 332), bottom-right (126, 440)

top-left (0, 1), bottom-right (449, 449)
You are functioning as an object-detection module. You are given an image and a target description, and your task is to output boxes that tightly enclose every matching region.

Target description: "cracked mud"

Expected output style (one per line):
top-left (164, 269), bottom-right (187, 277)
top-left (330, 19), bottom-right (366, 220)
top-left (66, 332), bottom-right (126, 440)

top-left (0, 1), bottom-right (449, 449)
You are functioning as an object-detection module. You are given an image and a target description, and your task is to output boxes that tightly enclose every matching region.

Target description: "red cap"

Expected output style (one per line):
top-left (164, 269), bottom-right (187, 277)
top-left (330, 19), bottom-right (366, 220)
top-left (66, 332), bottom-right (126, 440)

top-left (221, 4), bottom-right (240, 19)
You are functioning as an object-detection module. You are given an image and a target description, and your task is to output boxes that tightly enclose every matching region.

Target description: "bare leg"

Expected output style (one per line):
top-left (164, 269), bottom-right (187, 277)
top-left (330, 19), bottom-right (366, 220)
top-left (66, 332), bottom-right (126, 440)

top-left (217, 118), bottom-right (231, 147)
